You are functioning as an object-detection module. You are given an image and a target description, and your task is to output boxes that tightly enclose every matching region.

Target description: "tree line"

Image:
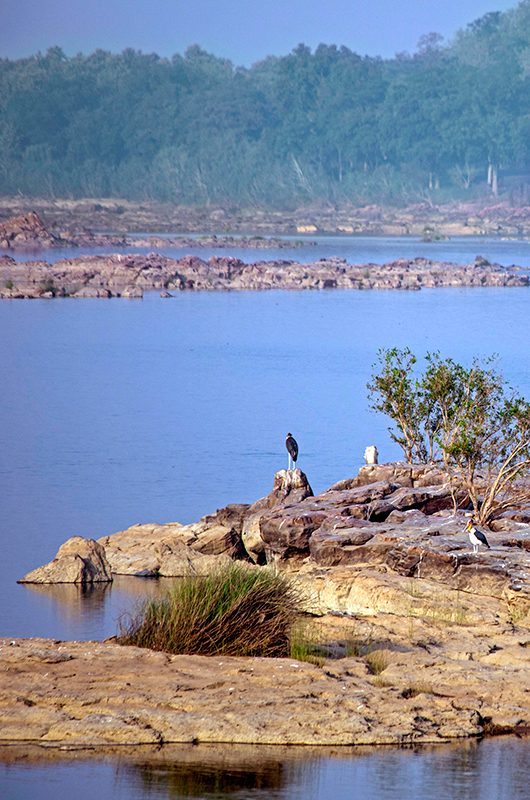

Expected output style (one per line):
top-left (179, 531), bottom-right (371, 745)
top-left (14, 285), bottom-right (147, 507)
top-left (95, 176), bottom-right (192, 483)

top-left (1, 1), bottom-right (530, 206)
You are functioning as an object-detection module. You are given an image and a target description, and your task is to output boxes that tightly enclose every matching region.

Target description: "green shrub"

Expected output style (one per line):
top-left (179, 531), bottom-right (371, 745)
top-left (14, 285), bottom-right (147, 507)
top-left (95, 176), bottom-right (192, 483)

top-left (118, 562), bottom-right (303, 657)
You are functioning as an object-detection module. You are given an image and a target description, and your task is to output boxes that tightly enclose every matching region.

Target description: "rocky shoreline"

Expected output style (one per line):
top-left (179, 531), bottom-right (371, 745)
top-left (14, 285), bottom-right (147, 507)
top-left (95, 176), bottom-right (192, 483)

top-left (1, 198), bottom-right (530, 238)
top-left (1, 208), bottom-right (528, 298)
top-left (0, 211), bottom-right (305, 252)
top-left (1, 252), bottom-right (527, 299)
top-left (5, 464), bottom-right (529, 748)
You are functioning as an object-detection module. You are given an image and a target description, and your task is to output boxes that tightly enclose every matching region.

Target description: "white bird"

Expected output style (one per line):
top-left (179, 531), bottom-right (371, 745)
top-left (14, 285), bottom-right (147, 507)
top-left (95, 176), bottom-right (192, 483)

top-left (466, 519), bottom-right (491, 553)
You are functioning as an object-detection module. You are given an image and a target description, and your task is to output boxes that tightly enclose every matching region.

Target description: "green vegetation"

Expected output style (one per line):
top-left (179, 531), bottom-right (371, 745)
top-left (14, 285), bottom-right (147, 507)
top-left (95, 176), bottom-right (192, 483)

top-left (1, 2), bottom-right (530, 205)
top-left (118, 563), bottom-right (303, 657)
top-left (368, 348), bottom-right (530, 525)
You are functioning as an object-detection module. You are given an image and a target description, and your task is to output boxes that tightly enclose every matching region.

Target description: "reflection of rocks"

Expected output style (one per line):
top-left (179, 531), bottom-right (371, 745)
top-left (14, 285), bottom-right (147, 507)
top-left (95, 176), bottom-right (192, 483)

top-left (19, 536), bottom-right (112, 585)
top-left (1, 252), bottom-right (527, 299)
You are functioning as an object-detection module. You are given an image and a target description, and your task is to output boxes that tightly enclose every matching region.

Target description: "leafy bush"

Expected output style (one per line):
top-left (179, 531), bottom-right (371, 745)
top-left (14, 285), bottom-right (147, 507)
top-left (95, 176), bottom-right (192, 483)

top-left (368, 348), bottom-right (530, 524)
top-left (118, 562), bottom-right (303, 657)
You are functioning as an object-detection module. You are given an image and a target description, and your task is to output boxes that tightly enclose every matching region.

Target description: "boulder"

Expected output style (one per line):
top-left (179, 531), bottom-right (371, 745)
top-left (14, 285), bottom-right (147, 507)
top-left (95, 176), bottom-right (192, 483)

top-left (155, 538), bottom-right (233, 577)
top-left (18, 536), bottom-right (112, 584)
top-left (98, 523), bottom-right (191, 576)
top-left (186, 503), bottom-right (250, 560)
top-left (242, 470), bottom-right (314, 562)
top-left (0, 212), bottom-right (59, 249)
top-left (349, 462), bottom-right (447, 489)
top-left (259, 510), bottom-right (328, 562)
top-left (309, 527), bottom-right (375, 566)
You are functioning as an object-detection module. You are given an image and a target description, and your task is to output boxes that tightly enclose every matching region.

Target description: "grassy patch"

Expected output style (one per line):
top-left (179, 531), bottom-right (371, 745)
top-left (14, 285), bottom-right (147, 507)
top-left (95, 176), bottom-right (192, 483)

top-left (118, 562), bottom-right (303, 658)
top-left (290, 619), bottom-right (328, 666)
top-left (365, 650), bottom-right (390, 675)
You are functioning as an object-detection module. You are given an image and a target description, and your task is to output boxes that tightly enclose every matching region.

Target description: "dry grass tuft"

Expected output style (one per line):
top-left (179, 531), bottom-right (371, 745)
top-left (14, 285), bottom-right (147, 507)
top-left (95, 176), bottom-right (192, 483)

top-left (118, 562), bottom-right (303, 658)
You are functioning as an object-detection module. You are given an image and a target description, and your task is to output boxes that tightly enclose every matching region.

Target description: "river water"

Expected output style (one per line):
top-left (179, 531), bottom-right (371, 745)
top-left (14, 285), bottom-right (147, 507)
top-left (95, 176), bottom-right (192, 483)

top-left (1, 235), bottom-right (529, 797)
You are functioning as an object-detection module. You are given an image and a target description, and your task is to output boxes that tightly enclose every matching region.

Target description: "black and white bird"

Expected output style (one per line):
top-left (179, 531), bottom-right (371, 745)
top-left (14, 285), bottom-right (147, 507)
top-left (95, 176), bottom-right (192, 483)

top-left (466, 519), bottom-right (491, 553)
top-left (285, 433), bottom-right (299, 471)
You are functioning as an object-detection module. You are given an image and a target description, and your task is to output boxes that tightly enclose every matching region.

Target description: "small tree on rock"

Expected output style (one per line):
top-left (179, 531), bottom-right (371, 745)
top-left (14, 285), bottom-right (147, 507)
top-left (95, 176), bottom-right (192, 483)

top-left (368, 348), bottom-right (530, 525)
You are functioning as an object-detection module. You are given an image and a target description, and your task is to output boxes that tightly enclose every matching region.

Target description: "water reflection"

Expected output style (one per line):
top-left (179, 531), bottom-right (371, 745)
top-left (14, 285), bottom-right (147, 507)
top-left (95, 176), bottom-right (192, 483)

top-left (19, 576), bottom-right (177, 640)
top-left (5, 234), bottom-right (530, 268)
top-left (24, 579), bottom-right (112, 618)
top-left (1, 739), bottom-right (529, 800)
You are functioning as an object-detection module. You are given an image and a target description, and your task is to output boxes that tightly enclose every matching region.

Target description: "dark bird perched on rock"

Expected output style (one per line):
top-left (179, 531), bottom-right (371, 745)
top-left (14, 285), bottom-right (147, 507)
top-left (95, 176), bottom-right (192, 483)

top-left (285, 433), bottom-right (298, 471)
top-left (466, 519), bottom-right (491, 553)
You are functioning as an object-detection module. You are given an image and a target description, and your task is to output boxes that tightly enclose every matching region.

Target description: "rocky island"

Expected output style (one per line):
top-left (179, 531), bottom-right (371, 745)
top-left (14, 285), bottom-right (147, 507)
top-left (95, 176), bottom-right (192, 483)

top-left (0, 208), bottom-right (528, 298)
top-left (0, 252), bottom-right (527, 299)
top-left (3, 463), bottom-right (529, 748)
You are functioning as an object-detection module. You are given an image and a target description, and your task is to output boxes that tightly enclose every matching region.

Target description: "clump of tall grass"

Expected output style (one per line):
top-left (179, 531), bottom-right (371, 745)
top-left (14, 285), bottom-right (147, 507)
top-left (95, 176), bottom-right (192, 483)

top-left (118, 563), bottom-right (303, 658)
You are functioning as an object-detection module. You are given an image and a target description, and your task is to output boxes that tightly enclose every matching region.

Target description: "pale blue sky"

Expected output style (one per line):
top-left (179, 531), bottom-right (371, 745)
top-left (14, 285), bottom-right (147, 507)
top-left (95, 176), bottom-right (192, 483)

top-left (0, 0), bottom-right (519, 64)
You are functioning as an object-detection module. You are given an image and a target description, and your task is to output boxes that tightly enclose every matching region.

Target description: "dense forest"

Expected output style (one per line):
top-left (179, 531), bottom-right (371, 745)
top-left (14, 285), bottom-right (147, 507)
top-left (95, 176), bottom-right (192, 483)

top-left (1, 1), bottom-right (530, 207)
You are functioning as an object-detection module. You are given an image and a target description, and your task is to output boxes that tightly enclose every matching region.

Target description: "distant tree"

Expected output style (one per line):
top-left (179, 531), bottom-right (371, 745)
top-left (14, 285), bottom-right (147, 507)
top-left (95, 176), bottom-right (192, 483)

top-left (1, 1), bottom-right (530, 203)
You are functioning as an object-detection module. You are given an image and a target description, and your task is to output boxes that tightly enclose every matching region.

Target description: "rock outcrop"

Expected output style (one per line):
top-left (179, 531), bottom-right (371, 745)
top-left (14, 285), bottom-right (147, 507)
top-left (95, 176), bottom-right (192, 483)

top-left (8, 462), bottom-right (530, 748)
top-left (0, 212), bottom-right (60, 249)
top-left (19, 463), bottom-right (530, 621)
top-left (0, 252), bottom-right (527, 298)
top-left (19, 536), bottom-right (112, 584)
top-left (2, 197), bottom-right (530, 238)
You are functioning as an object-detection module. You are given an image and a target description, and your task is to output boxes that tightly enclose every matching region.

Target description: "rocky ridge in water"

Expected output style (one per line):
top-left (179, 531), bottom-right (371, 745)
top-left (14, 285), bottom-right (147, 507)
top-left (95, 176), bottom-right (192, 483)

top-left (0, 252), bottom-right (527, 298)
top-left (0, 210), bottom-right (304, 252)
top-left (8, 464), bottom-right (530, 748)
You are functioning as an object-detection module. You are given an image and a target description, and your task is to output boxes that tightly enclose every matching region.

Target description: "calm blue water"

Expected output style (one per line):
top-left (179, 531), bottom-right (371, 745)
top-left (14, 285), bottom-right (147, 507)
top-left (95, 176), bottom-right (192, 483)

top-left (6, 233), bottom-right (530, 267)
top-left (1, 237), bottom-right (529, 798)
top-left (1, 265), bottom-right (530, 640)
top-left (1, 737), bottom-right (529, 799)
top-left (0, 738), bottom-right (529, 800)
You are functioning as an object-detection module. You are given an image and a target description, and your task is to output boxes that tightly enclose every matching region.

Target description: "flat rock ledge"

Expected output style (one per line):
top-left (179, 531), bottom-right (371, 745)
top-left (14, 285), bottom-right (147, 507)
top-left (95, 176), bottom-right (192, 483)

top-left (0, 627), bottom-right (528, 748)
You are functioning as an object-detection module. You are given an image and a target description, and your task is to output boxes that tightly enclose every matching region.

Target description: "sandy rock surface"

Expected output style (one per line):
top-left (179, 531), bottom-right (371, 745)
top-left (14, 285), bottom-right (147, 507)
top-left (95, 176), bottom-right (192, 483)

top-left (1, 604), bottom-right (528, 747)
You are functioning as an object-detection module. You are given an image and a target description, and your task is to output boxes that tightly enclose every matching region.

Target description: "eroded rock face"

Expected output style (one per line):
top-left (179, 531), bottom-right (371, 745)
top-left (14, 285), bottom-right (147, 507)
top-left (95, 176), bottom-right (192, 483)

top-left (19, 536), bottom-right (112, 584)
top-left (18, 464), bottom-right (530, 617)
top-left (97, 522), bottom-right (239, 577)
top-left (242, 469), bottom-right (314, 563)
top-left (0, 212), bottom-right (59, 249)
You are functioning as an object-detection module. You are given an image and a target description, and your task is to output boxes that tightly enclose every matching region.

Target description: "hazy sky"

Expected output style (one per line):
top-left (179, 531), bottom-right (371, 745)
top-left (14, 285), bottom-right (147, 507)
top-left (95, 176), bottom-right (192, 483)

top-left (0, 0), bottom-right (519, 64)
